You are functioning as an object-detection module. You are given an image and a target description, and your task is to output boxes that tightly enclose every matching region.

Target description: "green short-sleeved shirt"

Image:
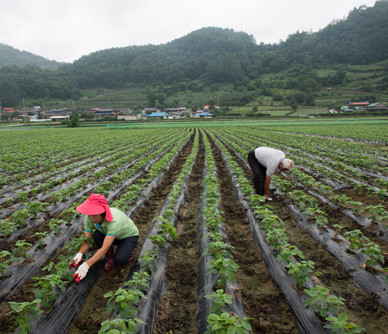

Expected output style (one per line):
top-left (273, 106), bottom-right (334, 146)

top-left (84, 208), bottom-right (139, 239)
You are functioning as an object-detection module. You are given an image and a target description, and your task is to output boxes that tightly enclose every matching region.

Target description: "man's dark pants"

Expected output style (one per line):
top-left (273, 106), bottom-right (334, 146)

top-left (247, 150), bottom-right (266, 196)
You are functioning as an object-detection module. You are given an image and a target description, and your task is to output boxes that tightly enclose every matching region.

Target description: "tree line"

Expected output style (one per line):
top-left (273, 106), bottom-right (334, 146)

top-left (0, 1), bottom-right (388, 107)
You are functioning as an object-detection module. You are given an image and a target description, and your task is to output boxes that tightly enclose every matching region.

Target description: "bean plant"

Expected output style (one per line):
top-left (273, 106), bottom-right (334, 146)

top-left (304, 285), bottom-right (345, 318)
top-left (7, 299), bottom-right (43, 334)
top-left (286, 260), bottom-right (315, 288)
top-left (31, 274), bottom-right (67, 308)
top-left (0, 250), bottom-right (11, 276)
top-left (324, 313), bottom-right (365, 333)
top-left (99, 317), bottom-right (144, 334)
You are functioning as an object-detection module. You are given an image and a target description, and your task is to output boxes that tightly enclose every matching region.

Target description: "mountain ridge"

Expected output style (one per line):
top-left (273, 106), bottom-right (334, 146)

top-left (0, 2), bottom-right (387, 107)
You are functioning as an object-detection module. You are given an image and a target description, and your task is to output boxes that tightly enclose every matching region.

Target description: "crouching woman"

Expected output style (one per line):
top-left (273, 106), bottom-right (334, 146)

top-left (70, 194), bottom-right (139, 282)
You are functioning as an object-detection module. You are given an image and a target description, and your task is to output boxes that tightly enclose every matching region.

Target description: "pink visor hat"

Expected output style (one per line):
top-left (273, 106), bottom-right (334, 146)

top-left (76, 194), bottom-right (113, 222)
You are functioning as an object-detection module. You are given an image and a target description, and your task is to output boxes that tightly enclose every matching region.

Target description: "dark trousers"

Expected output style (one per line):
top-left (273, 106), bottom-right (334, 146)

top-left (93, 230), bottom-right (138, 265)
top-left (247, 150), bottom-right (266, 195)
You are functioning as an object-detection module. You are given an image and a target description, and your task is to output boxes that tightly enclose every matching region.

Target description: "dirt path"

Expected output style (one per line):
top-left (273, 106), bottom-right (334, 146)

top-left (154, 131), bottom-right (204, 333)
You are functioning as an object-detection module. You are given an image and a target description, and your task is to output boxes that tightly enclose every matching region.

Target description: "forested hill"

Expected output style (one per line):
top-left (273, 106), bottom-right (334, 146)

top-left (64, 27), bottom-right (258, 88)
top-left (276, 1), bottom-right (388, 66)
top-left (0, 44), bottom-right (62, 70)
top-left (62, 1), bottom-right (388, 89)
top-left (1, 1), bottom-right (388, 107)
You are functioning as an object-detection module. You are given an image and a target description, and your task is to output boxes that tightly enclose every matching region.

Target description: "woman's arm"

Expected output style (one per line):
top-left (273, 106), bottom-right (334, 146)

top-left (86, 235), bottom-right (116, 267)
top-left (78, 231), bottom-right (93, 254)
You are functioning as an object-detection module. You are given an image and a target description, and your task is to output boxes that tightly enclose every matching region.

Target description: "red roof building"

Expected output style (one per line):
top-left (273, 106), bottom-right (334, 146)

top-left (347, 102), bottom-right (370, 107)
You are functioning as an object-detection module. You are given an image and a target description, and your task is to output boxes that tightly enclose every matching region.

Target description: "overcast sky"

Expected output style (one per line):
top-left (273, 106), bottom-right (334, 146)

top-left (0, 0), bottom-right (377, 63)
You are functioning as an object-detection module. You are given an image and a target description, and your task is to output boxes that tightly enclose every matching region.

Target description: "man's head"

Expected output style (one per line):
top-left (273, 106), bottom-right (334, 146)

top-left (279, 159), bottom-right (294, 171)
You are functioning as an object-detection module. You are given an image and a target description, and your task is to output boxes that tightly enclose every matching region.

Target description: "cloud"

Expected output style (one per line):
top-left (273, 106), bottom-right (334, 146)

top-left (0, 0), bottom-right (377, 62)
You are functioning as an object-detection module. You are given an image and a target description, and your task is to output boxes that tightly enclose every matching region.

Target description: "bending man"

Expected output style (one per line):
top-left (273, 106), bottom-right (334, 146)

top-left (248, 147), bottom-right (294, 200)
top-left (70, 194), bottom-right (139, 282)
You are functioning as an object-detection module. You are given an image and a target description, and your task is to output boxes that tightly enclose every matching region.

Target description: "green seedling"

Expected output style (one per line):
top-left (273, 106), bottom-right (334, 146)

top-left (205, 312), bottom-right (252, 334)
top-left (104, 286), bottom-right (146, 319)
top-left (99, 317), bottom-right (144, 334)
top-left (26, 201), bottom-right (47, 217)
top-left (344, 230), bottom-right (369, 251)
top-left (149, 234), bottom-right (167, 245)
top-left (324, 313), bottom-right (364, 333)
top-left (203, 241), bottom-right (234, 258)
top-left (286, 260), bottom-right (314, 288)
top-left (277, 244), bottom-right (305, 264)
top-left (361, 242), bottom-right (384, 268)
top-left (32, 231), bottom-right (48, 248)
top-left (0, 251), bottom-right (12, 276)
top-left (206, 289), bottom-right (232, 314)
top-left (304, 285), bottom-right (345, 318)
top-left (265, 228), bottom-right (288, 249)
top-left (138, 250), bottom-right (157, 272)
top-left (31, 274), bottom-right (66, 308)
top-left (208, 255), bottom-right (239, 287)
top-left (16, 191), bottom-right (28, 202)
top-left (11, 209), bottom-right (30, 227)
top-left (365, 204), bottom-right (388, 223)
top-left (7, 299), bottom-right (43, 334)
top-left (0, 219), bottom-right (14, 237)
top-left (13, 240), bottom-right (33, 258)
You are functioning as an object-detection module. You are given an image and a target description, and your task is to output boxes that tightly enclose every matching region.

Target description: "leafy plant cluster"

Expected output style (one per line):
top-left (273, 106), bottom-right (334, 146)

top-left (99, 131), bottom-right (198, 333)
top-left (1, 129), bottom-right (184, 241)
top-left (227, 126), bottom-right (387, 195)
top-left (214, 126), bottom-right (386, 275)
top-left (112, 131), bottom-right (192, 212)
top-left (201, 131), bottom-right (252, 334)
top-left (273, 176), bottom-right (386, 272)
top-left (0, 201), bottom-right (47, 237)
top-left (209, 129), bottom-right (365, 333)
top-left (1, 128), bottom-right (190, 332)
top-left (6, 234), bottom-right (90, 333)
top-left (1, 138), bottom-right (187, 275)
top-left (290, 168), bottom-right (388, 222)
top-left (5, 126), bottom-right (190, 332)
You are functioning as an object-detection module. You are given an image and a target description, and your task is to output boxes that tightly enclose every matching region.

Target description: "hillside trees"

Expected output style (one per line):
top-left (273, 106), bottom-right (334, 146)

top-left (1, 2), bottom-right (388, 108)
top-left (307, 2), bottom-right (388, 65)
top-left (0, 65), bottom-right (81, 107)
top-left (0, 43), bottom-right (62, 70)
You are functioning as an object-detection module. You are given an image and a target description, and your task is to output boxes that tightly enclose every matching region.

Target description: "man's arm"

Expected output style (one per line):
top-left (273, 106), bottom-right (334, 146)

top-left (264, 175), bottom-right (271, 200)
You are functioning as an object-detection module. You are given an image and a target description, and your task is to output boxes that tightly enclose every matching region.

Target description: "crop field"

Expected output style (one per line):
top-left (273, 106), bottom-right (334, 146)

top-left (0, 120), bottom-right (387, 334)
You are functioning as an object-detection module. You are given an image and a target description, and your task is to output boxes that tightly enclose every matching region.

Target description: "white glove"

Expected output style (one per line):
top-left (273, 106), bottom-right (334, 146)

top-left (74, 262), bottom-right (90, 281)
top-left (73, 252), bottom-right (83, 265)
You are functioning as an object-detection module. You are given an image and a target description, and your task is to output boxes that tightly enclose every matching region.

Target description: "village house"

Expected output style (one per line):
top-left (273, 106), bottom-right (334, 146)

top-left (191, 110), bottom-right (213, 118)
top-left (164, 107), bottom-right (188, 114)
top-left (366, 102), bottom-right (387, 110)
top-left (341, 101), bottom-right (387, 112)
top-left (142, 108), bottom-right (160, 114)
top-left (147, 111), bottom-right (169, 119)
top-left (88, 108), bottom-right (115, 119)
top-left (116, 108), bottom-right (137, 121)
